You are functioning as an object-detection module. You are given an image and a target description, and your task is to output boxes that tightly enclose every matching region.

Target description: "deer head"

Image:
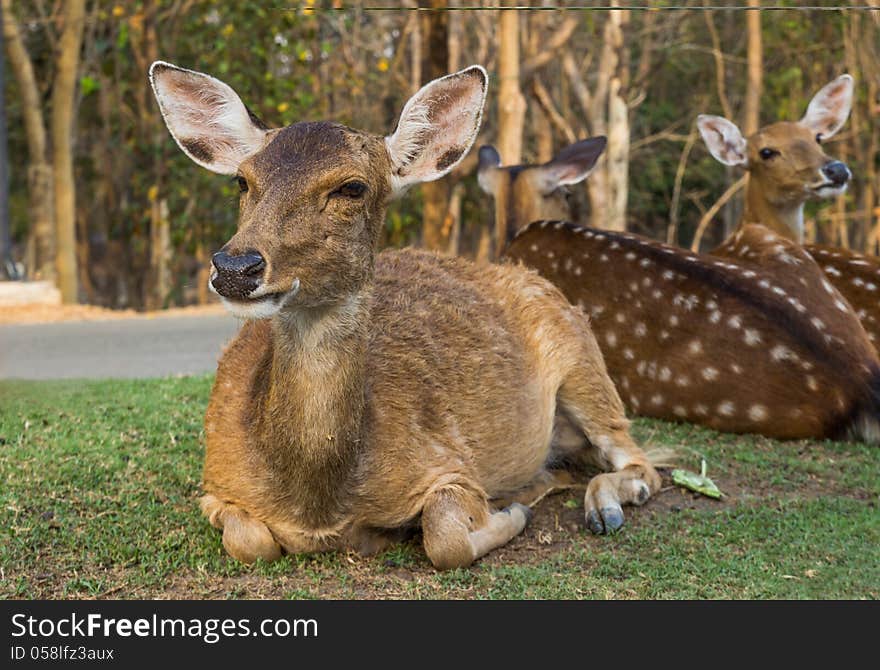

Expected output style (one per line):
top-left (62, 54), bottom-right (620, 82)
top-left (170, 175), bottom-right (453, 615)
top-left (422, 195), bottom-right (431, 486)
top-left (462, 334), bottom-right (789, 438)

top-left (477, 137), bottom-right (606, 245)
top-left (698, 75), bottom-right (853, 240)
top-left (149, 61), bottom-right (487, 318)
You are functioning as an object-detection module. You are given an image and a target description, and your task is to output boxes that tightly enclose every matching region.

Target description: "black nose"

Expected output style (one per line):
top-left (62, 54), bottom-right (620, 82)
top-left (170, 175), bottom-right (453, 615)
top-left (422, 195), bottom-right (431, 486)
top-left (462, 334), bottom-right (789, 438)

top-left (211, 250), bottom-right (265, 299)
top-left (822, 161), bottom-right (851, 186)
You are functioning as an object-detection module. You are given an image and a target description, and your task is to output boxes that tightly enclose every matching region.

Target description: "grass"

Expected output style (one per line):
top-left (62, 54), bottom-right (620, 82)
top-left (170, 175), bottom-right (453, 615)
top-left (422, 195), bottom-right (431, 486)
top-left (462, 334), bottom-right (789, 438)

top-left (0, 376), bottom-right (876, 600)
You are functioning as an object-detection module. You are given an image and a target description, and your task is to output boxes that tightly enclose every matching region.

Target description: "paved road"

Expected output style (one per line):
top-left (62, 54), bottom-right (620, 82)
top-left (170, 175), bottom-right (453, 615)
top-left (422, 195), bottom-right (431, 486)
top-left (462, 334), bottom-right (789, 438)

top-left (0, 315), bottom-right (241, 380)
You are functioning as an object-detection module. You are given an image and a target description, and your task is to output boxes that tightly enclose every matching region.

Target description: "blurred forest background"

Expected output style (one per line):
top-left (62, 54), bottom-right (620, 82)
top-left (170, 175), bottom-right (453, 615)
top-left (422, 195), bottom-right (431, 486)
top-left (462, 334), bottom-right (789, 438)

top-left (2, 1), bottom-right (878, 309)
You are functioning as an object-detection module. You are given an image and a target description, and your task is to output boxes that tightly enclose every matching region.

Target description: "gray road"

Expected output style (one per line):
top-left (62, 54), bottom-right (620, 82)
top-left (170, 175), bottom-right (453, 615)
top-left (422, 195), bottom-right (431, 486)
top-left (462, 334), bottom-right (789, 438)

top-left (0, 315), bottom-right (241, 380)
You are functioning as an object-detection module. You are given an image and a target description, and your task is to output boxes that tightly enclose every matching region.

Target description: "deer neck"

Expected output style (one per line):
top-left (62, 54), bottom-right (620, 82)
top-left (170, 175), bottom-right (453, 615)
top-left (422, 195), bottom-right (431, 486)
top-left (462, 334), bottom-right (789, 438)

top-left (741, 175), bottom-right (805, 242)
top-left (256, 289), bottom-right (372, 528)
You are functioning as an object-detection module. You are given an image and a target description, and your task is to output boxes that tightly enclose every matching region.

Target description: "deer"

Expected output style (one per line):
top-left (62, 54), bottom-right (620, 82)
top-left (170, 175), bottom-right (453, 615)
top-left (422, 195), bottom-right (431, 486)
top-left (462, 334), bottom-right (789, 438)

top-left (149, 61), bottom-right (661, 569)
top-left (478, 137), bottom-right (880, 443)
top-left (698, 74), bottom-right (880, 346)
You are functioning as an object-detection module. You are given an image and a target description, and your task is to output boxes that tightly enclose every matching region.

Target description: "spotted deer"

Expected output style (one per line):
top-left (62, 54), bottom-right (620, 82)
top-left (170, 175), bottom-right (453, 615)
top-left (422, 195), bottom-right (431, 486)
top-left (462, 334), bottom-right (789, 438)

top-left (149, 61), bottom-right (660, 568)
top-left (479, 141), bottom-right (880, 442)
top-left (698, 74), bottom-right (880, 346)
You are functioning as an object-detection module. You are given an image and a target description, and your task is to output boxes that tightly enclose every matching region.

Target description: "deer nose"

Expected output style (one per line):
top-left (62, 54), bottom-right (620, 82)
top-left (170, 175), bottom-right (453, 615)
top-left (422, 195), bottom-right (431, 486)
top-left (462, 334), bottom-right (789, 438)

top-left (211, 250), bottom-right (266, 299)
top-left (822, 161), bottom-right (851, 186)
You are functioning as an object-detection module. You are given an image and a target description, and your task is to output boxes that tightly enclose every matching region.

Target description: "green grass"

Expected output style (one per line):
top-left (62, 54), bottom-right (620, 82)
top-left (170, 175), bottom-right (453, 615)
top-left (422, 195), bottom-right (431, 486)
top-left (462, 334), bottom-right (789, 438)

top-left (0, 376), bottom-right (877, 600)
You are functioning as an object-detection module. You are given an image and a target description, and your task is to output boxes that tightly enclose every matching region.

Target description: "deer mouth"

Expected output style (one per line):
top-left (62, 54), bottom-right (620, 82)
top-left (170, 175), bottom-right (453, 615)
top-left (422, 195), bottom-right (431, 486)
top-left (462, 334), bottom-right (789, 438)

top-left (210, 277), bottom-right (301, 319)
top-left (810, 181), bottom-right (849, 199)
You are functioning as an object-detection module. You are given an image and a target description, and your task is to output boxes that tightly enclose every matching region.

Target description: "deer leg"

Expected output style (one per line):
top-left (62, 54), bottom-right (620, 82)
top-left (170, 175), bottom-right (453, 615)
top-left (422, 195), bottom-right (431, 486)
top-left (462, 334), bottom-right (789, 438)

top-left (492, 469), bottom-right (578, 508)
top-left (200, 494), bottom-right (282, 563)
top-left (421, 485), bottom-right (532, 570)
top-left (556, 358), bottom-right (661, 535)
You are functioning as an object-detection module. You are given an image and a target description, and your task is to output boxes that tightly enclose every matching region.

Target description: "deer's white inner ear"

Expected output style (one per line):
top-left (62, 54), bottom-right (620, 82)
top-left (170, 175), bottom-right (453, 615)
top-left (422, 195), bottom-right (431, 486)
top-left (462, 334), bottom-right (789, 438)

top-left (800, 74), bottom-right (853, 139)
top-left (385, 65), bottom-right (488, 195)
top-left (697, 114), bottom-right (748, 167)
top-left (149, 61), bottom-right (268, 175)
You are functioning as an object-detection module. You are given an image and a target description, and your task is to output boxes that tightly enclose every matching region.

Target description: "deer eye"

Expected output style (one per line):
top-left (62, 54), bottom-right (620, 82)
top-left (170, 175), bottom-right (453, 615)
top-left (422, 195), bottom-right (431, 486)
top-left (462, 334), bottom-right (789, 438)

top-left (759, 148), bottom-right (779, 160)
top-left (331, 181), bottom-right (367, 199)
top-left (236, 176), bottom-right (249, 193)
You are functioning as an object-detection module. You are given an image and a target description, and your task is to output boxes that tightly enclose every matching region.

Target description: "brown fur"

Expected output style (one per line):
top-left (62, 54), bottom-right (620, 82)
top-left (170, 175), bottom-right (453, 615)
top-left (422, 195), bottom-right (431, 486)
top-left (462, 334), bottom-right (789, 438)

top-left (153, 63), bottom-right (660, 568)
top-left (728, 121), bottom-right (880, 348)
top-left (506, 220), bottom-right (880, 440)
top-left (484, 137), bottom-right (880, 442)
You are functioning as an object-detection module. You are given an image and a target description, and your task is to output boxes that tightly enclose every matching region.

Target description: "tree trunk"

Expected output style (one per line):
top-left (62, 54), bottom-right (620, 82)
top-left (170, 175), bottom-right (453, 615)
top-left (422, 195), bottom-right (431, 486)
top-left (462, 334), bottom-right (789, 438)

top-left (602, 7), bottom-right (630, 231)
top-left (418, 0), bottom-right (451, 252)
top-left (495, 3), bottom-right (526, 256)
top-left (52, 0), bottom-right (87, 303)
top-left (2, 0), bottom-right (55, 280)
top-left (0, 0), bottom-right (12, 278)
top-left (607, 77), bottom-right (629, 232)
top-left (743, 0), bottom-right (762, 136)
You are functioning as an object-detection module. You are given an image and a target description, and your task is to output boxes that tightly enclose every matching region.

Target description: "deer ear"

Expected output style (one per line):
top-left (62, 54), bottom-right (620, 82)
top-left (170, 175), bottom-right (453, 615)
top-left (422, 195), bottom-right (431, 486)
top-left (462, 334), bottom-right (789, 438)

top-left (536, 136), bottom-right (606, 193)
top-left (385, 65), bottom-right (488, 194)
top-left (800, 74), bottom-right (853, 139)
top-left (149, 61), bottom-right (268, 175)
top-left (697, 114), bottom-right (748, 167)
top-left (477, 145), bottom-right (502, 195)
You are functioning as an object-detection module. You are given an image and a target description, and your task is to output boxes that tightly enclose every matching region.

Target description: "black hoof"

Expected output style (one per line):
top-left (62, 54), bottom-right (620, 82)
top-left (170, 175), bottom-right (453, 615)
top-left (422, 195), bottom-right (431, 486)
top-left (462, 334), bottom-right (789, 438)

top-left (586, 509), bottom-right (604, 534)
top-left (601, 505), bottom-right (625, 532)
top-left (505, 502), bottom-right (533, 524)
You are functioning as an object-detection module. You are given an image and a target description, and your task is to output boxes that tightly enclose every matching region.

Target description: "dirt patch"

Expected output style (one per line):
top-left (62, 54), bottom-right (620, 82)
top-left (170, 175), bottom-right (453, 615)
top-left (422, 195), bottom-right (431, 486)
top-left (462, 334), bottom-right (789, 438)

top-left (0, 303), bottom-right (225, 325)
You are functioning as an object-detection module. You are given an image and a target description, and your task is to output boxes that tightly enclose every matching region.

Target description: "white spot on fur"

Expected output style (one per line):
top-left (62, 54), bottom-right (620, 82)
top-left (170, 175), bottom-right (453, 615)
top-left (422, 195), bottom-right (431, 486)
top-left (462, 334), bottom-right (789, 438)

top-left (709, 310), bottom-right (722, 324)
top-left (688, 340), bottom-right (703, 355)
top-left (659, 367), bottom-right (672, 382)
top-left (748, 405), bottom-right (768, 421)
top-left (744, 329), bottom-right (762, 346)
top-left (702, 367), bottom-right (719, 381)
top-left (669, 315), bottom-right (679, 327)
top-left (770, 345), bottom-right (795, 362)
top-left (717, 401), bottom-right (735, 417)
top-left (673, 406), bottom-right (688, 418)
top-left (635, 322), bottom-right (647, 337)
top-left (825, 265), bottom-right (842, 277)
top-left (605, 331), bottom-right (618, 348)
top-left (675, 375), bottom-right (690, 387)
top-left (651, 394), bottom-right (664, 406)
top-left (727, 315), bottom-right (742, 330)
top-left (807, 375), bottom-right (819, 391)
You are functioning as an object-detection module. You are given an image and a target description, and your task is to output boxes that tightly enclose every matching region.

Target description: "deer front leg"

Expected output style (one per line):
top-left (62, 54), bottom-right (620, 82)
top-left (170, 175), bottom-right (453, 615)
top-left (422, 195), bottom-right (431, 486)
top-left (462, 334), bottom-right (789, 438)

top-left (421, 485), bottom-right (532, 569)
top-left (556, 342), bottom-right (662, 534)
top-left (581, 438), bottom-right (660, 534)
top-left (200, 494), bottom-right (282, 563)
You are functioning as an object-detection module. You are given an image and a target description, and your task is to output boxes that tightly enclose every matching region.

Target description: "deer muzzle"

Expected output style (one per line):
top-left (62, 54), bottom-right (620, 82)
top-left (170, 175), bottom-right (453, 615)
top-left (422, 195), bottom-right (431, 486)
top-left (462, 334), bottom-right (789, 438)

top-left (211, 250), bottom-right (266, 300)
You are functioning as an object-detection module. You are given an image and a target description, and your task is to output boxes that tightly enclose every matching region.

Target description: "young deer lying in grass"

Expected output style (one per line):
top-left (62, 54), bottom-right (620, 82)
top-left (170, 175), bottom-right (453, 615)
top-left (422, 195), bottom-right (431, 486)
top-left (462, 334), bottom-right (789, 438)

top-left (150, 62), bottom-right (660, 568)
top-left (698, 75), bottom-right (880, 346)
top-left (480, 139), bottom-right (880, 442)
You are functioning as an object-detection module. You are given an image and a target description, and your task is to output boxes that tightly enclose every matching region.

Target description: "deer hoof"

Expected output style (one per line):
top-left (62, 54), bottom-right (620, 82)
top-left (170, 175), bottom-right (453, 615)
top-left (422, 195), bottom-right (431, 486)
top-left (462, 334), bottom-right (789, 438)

top-left (504, 502), bottom-right (533, 525)
top-left (586, 504), bottom-right (625, 534)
